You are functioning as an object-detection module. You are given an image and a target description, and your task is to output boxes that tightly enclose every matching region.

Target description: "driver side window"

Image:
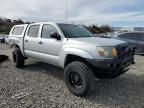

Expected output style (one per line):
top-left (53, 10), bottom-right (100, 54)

top-left (41, 24), bottom-right (58, 39)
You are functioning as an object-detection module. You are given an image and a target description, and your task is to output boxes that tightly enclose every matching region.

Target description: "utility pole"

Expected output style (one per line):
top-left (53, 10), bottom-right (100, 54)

top-left (66, 0), bottom-right (68, 22)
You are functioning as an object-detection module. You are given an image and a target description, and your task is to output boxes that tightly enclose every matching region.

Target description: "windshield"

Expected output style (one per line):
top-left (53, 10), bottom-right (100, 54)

top-left (58, 24), bottom-right (94, 38)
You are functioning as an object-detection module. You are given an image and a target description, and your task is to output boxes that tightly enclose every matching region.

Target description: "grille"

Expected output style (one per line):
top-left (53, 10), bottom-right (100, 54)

top-left (116, 43), bottom-right (134, 59)
top-left (116, 43), bottom-right (129, 56)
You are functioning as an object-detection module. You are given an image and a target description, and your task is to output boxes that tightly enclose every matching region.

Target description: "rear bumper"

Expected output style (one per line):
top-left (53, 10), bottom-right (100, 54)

top-left (86, 46), bottom-right (135, 78)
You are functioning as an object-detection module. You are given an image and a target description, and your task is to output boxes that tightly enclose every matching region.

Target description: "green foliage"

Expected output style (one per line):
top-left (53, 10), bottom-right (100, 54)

top-left (0, 17), bottom-right (113, 35)
top-left (0, 17), bottom-right (26, 34)
top-left (84, 25), bottom-right (113, 34)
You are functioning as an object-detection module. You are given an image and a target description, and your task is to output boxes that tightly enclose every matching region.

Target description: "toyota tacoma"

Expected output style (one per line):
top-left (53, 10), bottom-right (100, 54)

top-left (9, 22), bottom-right (135, 97)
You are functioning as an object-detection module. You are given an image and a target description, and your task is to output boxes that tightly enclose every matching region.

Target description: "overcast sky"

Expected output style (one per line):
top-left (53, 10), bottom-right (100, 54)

top-left (0, 0), bottom-right (144, 27)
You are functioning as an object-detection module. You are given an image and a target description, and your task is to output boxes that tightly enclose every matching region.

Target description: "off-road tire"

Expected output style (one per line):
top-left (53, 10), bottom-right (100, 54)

top-left (12, 48), bottom-right (25, 68)
top-left (64, 61), bottom-right (95, 97)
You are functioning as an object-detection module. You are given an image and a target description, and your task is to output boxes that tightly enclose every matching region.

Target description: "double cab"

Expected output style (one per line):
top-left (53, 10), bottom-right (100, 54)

top-left (9, 22), bottom-right (135, 96)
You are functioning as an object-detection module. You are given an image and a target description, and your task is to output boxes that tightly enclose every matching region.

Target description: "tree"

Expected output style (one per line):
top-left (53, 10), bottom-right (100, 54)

top-left (6, 19), bottom-right (11, 23)
top-left (17, 19), bottom-right (24, 24)
top-left (13, 19), bottom-right (24, 24)
top-left (100, 25), bottom-right (113, 32)
top-left (0, 17), bottom-right (26, 34)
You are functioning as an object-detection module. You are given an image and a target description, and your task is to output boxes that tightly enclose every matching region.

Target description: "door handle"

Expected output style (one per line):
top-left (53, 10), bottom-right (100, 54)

top-left (38, 41), bottom-right (43, 44)
top-left (25, 40), bottom-right (28, 42)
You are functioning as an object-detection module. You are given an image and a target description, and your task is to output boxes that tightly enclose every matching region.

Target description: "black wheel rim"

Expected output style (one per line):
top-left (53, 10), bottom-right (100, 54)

top-left (69, 72), bottom-right (83, 89)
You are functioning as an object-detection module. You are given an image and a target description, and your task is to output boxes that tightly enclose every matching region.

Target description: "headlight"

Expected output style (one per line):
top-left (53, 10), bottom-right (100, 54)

top-left (97, 47), bottom-right (117, 58)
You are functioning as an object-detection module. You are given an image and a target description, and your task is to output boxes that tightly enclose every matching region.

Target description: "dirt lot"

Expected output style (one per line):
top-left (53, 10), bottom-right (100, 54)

top-left (0, 44), bottom-right (144, 108)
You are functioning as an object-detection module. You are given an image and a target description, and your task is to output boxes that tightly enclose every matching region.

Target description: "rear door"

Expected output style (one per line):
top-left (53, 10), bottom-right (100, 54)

top-left (24, 24), bottom-right (41, 58)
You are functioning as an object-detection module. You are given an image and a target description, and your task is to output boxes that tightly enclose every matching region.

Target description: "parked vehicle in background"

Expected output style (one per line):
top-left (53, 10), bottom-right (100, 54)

top-left (113, 32), bottom-right (144, 55)
top-left (94, 33), bottom-right (99, 37)
top-left (8, 22), bottom-right (135, 97)
top-left (0, 35), bottom-right (5, 43)
top-left (96, 32), bottom-right (116, 38)
top-left (5, 35), bottom-right (9, 44)
top-left (0, 34), bottom-right (9, 44)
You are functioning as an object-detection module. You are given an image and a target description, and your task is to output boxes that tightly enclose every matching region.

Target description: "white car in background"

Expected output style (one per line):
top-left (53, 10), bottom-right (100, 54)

top-left (0, 34), bottom-right (9, 44)
top-left (5, 35), bottom-right (9, 44)
top-left (0, 35), bottom-right (5, 43)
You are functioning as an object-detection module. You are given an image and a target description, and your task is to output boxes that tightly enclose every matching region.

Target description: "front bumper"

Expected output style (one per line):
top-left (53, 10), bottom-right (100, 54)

top-left (86, 46), bottom-right (135, 78)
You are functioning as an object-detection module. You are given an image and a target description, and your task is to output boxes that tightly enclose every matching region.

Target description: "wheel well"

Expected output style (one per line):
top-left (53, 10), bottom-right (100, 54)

top-left (13, 44), bottom-right (27, 59)
top-left (64, 54), bottom-right (86, 67)
top-left (15, 44), bottom-right (20, 49)
top-left (64, 55), bottom-right (99, 79)
top-left (11, 44), bottom-right (20, 49)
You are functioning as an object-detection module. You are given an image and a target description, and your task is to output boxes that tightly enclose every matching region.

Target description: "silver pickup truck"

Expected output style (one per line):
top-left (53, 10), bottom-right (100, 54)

top-left (9, 22), bottom-right (135, 97)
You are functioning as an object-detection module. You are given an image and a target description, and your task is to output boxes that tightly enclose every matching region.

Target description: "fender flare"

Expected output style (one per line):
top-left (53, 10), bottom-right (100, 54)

top-left (60, 48), bottom-right (94, 68)
top-left (9, 37), bottom-right (25, 56)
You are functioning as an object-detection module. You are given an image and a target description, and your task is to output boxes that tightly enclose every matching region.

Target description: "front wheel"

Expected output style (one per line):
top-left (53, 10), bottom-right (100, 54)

top-left (64, 61), bottom-right (95, 97)
top-left (12, 48), bottom-right (25, 68)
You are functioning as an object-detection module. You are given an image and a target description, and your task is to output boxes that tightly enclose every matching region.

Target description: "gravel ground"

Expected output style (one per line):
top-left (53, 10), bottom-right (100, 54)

top-left (0, 44), bottom-right (144, 108)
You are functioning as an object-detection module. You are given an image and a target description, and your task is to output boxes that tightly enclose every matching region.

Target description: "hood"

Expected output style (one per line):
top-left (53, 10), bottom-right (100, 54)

top-left (68, 37), bottom-right (126, 46)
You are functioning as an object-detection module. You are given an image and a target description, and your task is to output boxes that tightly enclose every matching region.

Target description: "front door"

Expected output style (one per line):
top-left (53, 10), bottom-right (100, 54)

top-left (37, 24), bottom-right (62, 65)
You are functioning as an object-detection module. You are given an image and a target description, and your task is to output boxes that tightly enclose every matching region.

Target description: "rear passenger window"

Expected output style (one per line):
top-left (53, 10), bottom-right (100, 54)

top-left (41, 24), bottom-right (58, 39)
top-left (27, 25), bottom-right (40, 37)
top-left (12, 26), bottom-right (24, 35)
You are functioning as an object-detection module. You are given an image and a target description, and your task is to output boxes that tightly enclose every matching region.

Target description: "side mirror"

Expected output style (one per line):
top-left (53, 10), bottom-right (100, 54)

top-left (50, 32), bottom-right (61, 40)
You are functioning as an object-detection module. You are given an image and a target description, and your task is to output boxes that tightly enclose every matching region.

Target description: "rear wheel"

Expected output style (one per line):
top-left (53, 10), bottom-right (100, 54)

top-left (12, 48), bottom-right (25, 68)
top-left (64, 61), bottom-right (95, 97)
